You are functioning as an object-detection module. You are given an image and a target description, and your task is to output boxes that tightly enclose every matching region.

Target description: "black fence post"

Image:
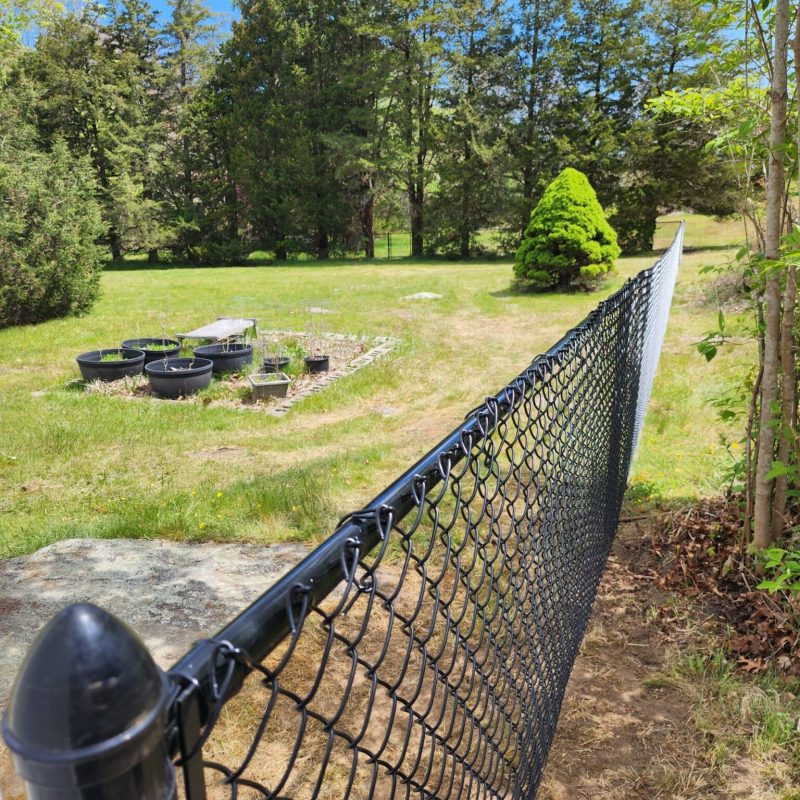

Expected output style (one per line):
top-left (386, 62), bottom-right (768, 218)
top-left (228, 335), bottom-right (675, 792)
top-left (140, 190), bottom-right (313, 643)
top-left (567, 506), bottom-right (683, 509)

top-left (2, 603), bottom-right (175, 800)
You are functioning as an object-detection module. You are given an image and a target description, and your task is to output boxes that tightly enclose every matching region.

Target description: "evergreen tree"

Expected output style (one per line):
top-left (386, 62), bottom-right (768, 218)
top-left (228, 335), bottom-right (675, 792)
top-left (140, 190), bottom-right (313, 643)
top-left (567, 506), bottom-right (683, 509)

top-left (610, 0), bottom-right (736, 252)
top-left (97, 0), bottom-right (170, 258)
top-left (0, 53), bottom-right (106, 327)
top-left (427, 0), bottom-right (514, 257)
top-left (26, 0), bottom-right (167, 258)
top-left (505, 0), bottom-right (564, 231)
top-left (514, 167), bottom-right (619, 291)
top-left (382, 0), bottom-right (448, 256)
top-left (158, 0), bottom-right (218, 259)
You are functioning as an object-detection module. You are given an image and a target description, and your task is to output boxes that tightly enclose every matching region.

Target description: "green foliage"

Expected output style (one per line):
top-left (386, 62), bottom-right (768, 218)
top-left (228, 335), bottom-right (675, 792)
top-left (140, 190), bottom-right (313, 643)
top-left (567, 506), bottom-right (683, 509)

top-left (0, 140), bottom-right (106, 327)
top-left (514, 168), bottom-right (620, 291)
top-left (757, 548), bottom-right (800, 594)
top-left (189, 238), bottom-right (248, 266)
top-left (0, 0), bottom-right (62, 55)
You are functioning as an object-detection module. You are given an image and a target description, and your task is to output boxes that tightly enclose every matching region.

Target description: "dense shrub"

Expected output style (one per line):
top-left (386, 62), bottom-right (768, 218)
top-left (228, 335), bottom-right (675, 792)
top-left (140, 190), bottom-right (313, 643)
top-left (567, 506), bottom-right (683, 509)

top-left (0, 140), bottom-right (106, 327)
top-left (514, 168), bottom-right (620, 291)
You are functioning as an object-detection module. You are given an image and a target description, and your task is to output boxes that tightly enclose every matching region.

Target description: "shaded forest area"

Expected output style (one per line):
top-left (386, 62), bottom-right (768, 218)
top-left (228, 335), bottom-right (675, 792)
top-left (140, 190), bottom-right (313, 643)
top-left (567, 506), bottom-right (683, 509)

top-left (2, 0), bottom-right (736, 264)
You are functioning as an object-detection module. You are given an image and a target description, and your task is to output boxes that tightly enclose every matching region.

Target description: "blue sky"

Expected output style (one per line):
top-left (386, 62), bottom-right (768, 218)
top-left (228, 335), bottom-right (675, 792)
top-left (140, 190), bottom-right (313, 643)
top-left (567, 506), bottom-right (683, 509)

top-left (150, 0), bottom-right (239, 31)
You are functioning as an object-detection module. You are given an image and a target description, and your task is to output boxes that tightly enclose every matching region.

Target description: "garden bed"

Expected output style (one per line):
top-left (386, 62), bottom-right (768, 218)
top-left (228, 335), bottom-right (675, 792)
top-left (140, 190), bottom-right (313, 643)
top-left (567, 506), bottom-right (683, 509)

top-left (80, 331), bottom-right (397, 414)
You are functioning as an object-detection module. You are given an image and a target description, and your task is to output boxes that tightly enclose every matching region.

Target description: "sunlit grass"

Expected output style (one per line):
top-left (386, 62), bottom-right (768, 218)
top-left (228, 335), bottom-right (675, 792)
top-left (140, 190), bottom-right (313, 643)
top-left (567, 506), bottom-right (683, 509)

top-left (0, 215), bottom-right (748, 556)
top-left (666, 648), bottom-right (800, 788)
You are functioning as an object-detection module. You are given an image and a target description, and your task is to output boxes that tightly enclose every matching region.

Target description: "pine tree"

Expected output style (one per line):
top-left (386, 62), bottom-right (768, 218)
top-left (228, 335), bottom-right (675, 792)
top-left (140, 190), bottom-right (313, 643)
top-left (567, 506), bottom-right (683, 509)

top-left (514, 167), bottom-right (619, 291)
top-left (427, 0), bottom-right (514, 257)
top-left (158, 0), bottom-right (218, 259)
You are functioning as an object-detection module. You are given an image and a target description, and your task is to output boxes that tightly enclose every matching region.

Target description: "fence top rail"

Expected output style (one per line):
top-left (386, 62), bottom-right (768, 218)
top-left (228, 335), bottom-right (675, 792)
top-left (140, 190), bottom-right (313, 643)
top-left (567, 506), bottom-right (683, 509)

top-left (167, 223), bottom-right (685, 733)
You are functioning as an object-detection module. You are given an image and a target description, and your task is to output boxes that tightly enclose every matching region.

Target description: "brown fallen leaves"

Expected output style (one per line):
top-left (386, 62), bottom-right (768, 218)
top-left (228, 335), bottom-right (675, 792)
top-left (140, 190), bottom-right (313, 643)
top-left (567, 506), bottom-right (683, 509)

top-left (655, 497), bottom-right (800, 677)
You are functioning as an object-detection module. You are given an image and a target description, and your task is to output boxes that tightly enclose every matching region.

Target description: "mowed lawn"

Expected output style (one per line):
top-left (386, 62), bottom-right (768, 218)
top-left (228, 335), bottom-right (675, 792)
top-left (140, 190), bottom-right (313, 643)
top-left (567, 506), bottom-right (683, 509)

top-left (0, 214), bottom-right (749, 559)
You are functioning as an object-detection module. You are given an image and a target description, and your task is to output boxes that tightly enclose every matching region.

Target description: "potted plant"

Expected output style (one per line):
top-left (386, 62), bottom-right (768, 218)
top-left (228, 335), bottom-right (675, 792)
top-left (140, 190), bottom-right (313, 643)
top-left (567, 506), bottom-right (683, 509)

top-left (121, 337), bottom-right (181, 364)
top-left (304, 352), bottom-right (330, 373)
top-left (76, 348), bottom-right (145, 382)
top-left (303, 332), bottom-right (329, 373)
top-left (263, 355), bottom-right (290, 373)
top-left (262, 341), bottom-right (290, 373)
top-left (303, 317), bottom-right (329, 373)
top-left (249, 371), bottom-right (291, 401)
top-left (193, 341), bottom-right (254, 374)
top-left (145, 357), bottom-right (213, 398)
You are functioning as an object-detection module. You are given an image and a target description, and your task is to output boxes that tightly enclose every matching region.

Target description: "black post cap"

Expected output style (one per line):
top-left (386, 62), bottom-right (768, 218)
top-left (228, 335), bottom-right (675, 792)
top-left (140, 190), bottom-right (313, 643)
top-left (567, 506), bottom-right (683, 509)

top-left (2, 603), bottom-right (175, 799)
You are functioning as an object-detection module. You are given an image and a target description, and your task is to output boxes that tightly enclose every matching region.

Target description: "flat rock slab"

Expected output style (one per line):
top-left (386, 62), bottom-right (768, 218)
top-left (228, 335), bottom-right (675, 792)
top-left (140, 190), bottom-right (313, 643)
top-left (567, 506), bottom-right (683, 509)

top-left (0, 538), bottom-right (309, 705)
top-left (401, 292), bottom-right (443, 301)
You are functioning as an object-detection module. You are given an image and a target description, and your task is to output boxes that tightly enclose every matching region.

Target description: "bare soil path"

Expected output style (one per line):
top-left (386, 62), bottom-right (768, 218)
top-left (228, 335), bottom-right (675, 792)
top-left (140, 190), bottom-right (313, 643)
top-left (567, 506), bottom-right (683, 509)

top-left (540, 521), bottom-right (798, 800)
top-left (539, 522), bottom-right (716, 799)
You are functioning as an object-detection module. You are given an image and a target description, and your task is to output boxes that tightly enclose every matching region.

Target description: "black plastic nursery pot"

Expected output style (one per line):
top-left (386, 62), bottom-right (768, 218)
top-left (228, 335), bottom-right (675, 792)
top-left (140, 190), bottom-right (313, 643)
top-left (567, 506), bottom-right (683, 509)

top-left (75, 348), bottom-right (145, 382)
top-left (121, 337), bottom-right (181, 363)
top-left (145, 358), bottom-right (213, 398)
top-left (262, 356), bottom-right (290, 373)
top-left (304, 355), bottom-right (330, 374)
top-left (193, 343), bottom-right (254, 374)
top-left (249, 372), bottom-right (290, 401)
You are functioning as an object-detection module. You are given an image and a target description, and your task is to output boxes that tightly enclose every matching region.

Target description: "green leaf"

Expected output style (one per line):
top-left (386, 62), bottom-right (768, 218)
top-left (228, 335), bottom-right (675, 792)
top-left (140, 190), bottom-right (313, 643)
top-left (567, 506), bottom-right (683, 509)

top-left (765, 460), bottom-right (792, 480)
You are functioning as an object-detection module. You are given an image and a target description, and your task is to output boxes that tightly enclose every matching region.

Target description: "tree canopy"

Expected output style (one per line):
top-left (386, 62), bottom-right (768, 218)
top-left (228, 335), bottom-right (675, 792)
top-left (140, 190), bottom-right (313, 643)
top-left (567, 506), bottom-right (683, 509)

top-left (0, 0), bottom-right (737, 273)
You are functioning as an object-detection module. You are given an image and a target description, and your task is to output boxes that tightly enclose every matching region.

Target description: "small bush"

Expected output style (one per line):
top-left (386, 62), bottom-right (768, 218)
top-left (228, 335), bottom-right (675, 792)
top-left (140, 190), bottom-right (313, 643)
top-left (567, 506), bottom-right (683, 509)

top-left (514, 167), bottom-right (620, 291)
top-left (0, 140), bottom-right (106, 327)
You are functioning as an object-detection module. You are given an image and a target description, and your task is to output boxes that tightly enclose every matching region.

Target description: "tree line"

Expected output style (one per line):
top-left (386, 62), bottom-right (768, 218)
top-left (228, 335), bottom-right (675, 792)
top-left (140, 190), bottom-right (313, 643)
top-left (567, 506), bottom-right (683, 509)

top-left (1, 0), bottom-right (736, 265)
top-left (656, 0), bottom-right (800, 551)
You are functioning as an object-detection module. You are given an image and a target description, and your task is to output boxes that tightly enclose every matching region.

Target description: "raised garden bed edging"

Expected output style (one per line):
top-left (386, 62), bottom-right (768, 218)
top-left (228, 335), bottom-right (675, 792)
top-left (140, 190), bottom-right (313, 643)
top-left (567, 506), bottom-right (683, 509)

top-left (80, 331), bottom-right (399, 415)
top-left (260, 332), bottom-right (397, 417)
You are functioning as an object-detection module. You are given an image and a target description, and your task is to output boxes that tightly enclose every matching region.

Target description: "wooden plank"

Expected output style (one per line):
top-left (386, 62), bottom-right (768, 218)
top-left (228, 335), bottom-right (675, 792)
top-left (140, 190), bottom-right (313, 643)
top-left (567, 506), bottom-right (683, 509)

top-left (176, 317), bottom-right (257, 342)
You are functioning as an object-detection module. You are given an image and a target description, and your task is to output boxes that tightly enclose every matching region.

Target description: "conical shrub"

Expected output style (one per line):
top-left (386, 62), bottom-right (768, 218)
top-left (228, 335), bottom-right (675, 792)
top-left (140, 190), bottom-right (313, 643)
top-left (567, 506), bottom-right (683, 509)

top-left (514, 168), bottom-right (620, 291)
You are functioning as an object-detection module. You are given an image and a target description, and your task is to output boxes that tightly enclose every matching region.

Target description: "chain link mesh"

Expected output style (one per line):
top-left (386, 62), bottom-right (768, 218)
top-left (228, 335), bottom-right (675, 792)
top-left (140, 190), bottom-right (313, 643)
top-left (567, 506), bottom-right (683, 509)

top-left (167, 225), bottom-right (684, 800)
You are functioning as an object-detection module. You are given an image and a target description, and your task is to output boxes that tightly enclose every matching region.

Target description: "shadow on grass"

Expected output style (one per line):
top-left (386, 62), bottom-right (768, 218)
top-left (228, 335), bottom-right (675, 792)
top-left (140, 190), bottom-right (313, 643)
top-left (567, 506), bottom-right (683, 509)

top-left (105, 252), bottom-right (514, 272)
top-left (490, 281), bottom-right (596, 300)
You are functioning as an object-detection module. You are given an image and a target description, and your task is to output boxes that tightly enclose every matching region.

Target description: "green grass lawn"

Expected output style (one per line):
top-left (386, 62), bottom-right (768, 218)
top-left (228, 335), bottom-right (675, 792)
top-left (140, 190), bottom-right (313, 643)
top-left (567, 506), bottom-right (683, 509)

top-left (0, 214), bottom-right (749, 559)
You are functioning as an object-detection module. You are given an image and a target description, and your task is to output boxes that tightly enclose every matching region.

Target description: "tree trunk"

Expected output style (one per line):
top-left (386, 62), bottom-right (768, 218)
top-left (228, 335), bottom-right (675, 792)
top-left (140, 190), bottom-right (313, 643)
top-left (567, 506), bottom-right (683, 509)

top-left (409, 178), bottom-right (424, 256)
top-left (316, 230), bottom-right (329, 260)
top-left (523, 1), bottom-right (540, 195)
top-left (460, 140), bottom-right (471, 259)
top-left (773, 264), bottom-right (796, 540)
top-left (148, 249), bottom-right (159, 263)
top-left (754, 0), bottom-right (790, 549)
top-left (110, 233), bottom-right (123, 261)
top-left (361, 182), bottom-right (375, 258)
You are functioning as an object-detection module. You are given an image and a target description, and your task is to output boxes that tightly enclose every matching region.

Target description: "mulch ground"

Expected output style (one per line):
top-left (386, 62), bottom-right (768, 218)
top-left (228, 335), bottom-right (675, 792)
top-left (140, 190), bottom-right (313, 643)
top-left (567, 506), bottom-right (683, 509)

top-left (656, 497), bottom-right (800, 677)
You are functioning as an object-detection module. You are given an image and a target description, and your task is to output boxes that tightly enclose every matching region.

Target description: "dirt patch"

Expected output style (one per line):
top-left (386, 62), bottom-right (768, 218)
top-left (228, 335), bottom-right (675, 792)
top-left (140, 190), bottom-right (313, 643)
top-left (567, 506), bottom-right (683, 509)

top-left (540, 517), bottom-right (799, 800)
top-left (539, 523), bottom-right (721, 799)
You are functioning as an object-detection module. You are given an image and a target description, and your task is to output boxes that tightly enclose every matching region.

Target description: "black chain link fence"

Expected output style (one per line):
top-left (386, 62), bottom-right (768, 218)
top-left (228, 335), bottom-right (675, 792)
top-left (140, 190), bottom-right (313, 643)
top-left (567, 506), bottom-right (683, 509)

top-left (162, 225), bottom-right (683, 800)
top-left (3, 227), bottom-right (682, 800)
